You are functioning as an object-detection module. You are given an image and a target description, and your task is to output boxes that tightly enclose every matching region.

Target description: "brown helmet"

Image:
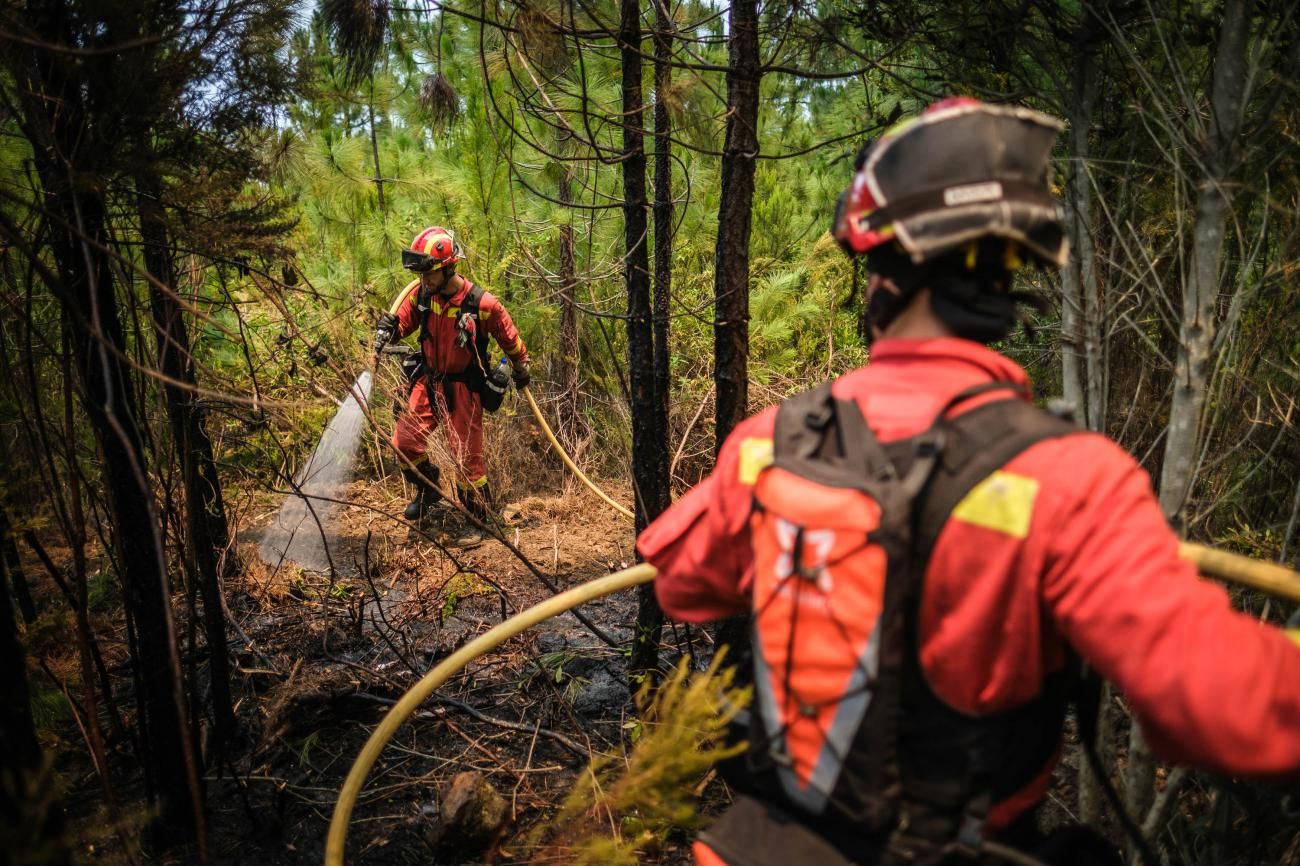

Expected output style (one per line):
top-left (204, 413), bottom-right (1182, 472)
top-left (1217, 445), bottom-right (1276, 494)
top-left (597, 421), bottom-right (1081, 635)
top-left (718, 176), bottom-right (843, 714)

top-left (833, 98), bottom-right (1068, 270)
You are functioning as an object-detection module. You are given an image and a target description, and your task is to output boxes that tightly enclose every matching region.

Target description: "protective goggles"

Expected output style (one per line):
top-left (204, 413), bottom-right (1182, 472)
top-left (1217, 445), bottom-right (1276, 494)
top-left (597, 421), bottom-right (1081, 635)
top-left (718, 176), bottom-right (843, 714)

top-left (401, 250), bottom-right (447, 272)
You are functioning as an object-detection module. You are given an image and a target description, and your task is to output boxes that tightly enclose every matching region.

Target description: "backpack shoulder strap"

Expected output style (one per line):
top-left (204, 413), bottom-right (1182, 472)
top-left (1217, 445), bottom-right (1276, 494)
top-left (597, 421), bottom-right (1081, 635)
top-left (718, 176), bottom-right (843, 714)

top-left (913, 396), bottom-right (1077, 561)
top-left (458, 282), bottom-right (491, 371)
top-left (773, 382), bottom-right (898, 486)
top-left (773, 382), bottom-right (835, 461)
top-left (462, 282), bottom-right (485, 314)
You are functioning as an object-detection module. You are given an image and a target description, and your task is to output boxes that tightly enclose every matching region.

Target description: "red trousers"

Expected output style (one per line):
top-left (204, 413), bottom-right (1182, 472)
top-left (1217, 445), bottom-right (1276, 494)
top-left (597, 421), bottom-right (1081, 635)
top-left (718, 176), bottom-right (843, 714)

top-left (392, 378), bottom-right (486, 491)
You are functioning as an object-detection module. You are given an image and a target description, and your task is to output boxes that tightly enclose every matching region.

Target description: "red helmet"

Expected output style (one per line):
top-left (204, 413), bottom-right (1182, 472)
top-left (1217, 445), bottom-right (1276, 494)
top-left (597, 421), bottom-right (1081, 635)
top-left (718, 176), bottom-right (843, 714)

top-left (833, 98), bottom-right (1068, 269)
top-left (403, 226), bottom-right (463, 272)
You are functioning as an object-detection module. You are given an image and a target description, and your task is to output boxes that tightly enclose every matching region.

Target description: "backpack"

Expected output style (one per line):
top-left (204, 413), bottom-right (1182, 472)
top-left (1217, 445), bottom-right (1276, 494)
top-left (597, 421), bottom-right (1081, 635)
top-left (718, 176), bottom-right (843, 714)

top-left (415, 282), bottom-right (500, 414)
top-left (709, 381), bottom-right (1080, 866)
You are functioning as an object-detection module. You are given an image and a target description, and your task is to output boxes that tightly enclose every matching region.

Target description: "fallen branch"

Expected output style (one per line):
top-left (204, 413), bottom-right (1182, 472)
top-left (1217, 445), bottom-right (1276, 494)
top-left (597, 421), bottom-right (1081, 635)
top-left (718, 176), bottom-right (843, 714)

top-left (353, 692), bottom-right (589, 758)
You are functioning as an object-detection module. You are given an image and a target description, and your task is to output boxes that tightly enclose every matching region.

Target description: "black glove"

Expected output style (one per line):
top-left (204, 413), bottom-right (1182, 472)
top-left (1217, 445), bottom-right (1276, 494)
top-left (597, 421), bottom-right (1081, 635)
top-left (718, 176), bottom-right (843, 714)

top-left (373, 312), bottom-right (398, 353)
top-left (511, 360), bottom-right (531, 389)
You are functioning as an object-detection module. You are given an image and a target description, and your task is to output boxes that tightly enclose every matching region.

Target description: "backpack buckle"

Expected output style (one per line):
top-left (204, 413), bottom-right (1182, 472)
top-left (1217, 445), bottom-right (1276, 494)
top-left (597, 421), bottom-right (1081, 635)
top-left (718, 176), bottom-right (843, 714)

top-left (913, 431), bottom-right (945, 459)
top-left (805, 405), bottom-right (834, 430)
top-left (456, 311), bottom-right (476, 349)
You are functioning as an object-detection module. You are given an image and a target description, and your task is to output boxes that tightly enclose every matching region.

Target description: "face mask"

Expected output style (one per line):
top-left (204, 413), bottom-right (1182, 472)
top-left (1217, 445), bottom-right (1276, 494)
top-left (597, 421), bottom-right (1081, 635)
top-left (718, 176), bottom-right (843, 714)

top-left (928, 278), bottom-right (1018, 344)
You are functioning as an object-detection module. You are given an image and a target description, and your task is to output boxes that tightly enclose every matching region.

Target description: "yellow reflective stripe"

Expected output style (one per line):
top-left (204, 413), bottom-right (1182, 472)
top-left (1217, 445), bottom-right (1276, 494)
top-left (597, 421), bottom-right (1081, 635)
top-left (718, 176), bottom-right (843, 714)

top-left (480, 307), bottom-right (494, 320)
top-left (446, 306), bottom-right (459, 317)
top-left (1287, 630), bottom-right (1300, 649)
top-left (950, 470), bottom-right (1039, 539)
top-left (457, 475), bottom-right (489, 489)
top-left (738, 437), bottom-right (774, 486)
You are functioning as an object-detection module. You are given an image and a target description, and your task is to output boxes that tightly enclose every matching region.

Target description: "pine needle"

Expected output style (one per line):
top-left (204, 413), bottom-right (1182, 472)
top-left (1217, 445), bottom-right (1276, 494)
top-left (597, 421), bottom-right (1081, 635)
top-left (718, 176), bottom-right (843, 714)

top-left (526, 653), bottom-right (751, 865)
top-left (321, 0), bottom-right (389, 86)
top-left (515, 0), bottom-right (569, 75)
top-left (420, 72), bottom-right (460, 128)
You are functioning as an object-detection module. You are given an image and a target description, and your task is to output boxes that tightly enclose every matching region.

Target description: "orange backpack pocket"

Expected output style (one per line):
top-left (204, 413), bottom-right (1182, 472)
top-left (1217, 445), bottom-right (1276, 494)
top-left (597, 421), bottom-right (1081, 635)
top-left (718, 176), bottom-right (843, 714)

top-left (749, 465), bottom-right (887, 812)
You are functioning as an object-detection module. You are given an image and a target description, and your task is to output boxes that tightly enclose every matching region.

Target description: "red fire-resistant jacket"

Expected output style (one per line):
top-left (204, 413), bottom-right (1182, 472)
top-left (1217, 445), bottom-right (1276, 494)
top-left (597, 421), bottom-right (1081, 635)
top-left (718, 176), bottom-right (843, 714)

top-left (394, 278), bottom-right (529, 375)
top-left (638, 338), bottom-right (1300, 827)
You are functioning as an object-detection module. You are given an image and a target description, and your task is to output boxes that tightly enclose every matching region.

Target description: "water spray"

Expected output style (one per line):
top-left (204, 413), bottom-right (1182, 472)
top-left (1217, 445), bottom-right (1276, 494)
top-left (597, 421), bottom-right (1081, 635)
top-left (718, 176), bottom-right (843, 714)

top-left (258, 371), bottom-right (374, 572)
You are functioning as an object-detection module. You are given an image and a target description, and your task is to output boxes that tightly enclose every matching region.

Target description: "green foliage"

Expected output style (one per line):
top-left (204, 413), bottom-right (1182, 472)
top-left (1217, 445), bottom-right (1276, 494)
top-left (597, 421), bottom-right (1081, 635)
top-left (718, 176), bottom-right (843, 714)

top-left (439, 571), bottom-right (494, 618)
top-left (527, 652), bottom-right (750, 865)
top-left (26, 678), bottom-right (71, 732)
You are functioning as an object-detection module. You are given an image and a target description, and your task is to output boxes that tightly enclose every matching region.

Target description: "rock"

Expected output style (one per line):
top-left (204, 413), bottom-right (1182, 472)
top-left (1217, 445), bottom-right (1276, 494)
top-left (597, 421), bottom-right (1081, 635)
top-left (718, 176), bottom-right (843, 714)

top-left (423, 771), bottom-right (507, 861)
top-left (535, 632), bottom-right (567, 654)
top-left (573, 667), bottom-right (631, 717)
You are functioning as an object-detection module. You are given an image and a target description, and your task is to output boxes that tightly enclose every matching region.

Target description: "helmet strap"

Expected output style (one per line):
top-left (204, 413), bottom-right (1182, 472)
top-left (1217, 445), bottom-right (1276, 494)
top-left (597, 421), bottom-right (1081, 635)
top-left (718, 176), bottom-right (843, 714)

top-left (416, 279), bottom-right (434, 312)
top-left (865, 276), bottom-right (923, 345)
top-left (863, 248), bottom-right (931, 344)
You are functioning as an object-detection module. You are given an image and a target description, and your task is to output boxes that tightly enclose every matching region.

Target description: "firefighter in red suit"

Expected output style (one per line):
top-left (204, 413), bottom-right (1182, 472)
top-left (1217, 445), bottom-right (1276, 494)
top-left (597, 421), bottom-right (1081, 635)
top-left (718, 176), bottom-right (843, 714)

top-left (637, 100), bottom-right (1300, 866)
top-left (373, 227), bottom-right (530, 541)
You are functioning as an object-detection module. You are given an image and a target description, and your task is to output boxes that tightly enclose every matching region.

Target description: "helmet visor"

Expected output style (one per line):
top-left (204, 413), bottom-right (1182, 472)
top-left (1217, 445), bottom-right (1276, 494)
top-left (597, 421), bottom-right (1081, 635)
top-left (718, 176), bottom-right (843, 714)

top-left (402, 250), bottom-right (437, 272)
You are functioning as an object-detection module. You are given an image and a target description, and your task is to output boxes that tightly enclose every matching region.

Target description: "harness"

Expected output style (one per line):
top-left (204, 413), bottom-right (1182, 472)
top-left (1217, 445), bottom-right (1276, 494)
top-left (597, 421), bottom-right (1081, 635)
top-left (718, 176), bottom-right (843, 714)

top-left (707, 382), bottom-right (1083, 866)
top-left (414, 281), bottom-right (491, 414)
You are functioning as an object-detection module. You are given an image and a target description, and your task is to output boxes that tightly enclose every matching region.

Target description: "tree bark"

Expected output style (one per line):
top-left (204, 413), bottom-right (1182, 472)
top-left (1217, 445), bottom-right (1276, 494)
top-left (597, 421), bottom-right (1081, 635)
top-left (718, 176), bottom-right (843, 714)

top-left (1134, 0), bottom-right (1252, 822)
top-left (558, 168), bottom-right (581, 446)
top-left (621, 0), bottom-right (667, 678)
top-left (652, 0), bottom-right (673, 492)
top-left (713, 0), bottom-right (760, 452)
top-left (0, 539), bottom-right (71, 866)
top-left (8, 4), bottom-right (206, 850)
top-left (138, 180), bottom-right (238, 757)
top-left (1066, 21), bottom-right (1109, 827)
top-left (1066, 26), bottom-right (1105, 432)
top-left (2, 512), bottom-right (37, 625)
top-left (368, 92), bottom-right (386, 212)
top-left (1155, 0), bottom-right (1249, 525)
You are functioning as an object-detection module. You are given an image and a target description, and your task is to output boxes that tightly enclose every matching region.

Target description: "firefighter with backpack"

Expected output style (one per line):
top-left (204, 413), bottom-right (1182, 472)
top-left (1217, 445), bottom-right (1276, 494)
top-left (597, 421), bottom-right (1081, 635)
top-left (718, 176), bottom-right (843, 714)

top-left (373, 226), bottom-right (531, 545)
top-left (637, 100), bottom-right (1300, 865)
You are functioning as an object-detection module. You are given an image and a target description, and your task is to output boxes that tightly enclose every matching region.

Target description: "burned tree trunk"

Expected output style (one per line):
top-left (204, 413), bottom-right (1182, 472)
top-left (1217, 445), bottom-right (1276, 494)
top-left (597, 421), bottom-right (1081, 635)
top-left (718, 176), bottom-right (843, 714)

top-left (558, 167), bottom-right (581, 445)
top-left (0, 545), bottom-right (70, 866)
top-left (713, 0), bottom-right (761, 452)
top-left (138, 181), bottom-right (237, 756)
top-left (622, 0), bottom-right (668, 678)
top-left (1, 511), bottom-right (37, 625)
top-left (652, 0), bottom-right (674, 493)
top-left (5, 6), bottom-right (206, 849)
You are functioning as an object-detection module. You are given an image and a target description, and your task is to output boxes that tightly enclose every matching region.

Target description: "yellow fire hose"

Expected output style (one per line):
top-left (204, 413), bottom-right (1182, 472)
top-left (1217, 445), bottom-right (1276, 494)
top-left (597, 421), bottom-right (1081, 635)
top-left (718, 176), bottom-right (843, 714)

top-left (324, 564), bottom-right (655, 866)
top-left (521, 386), bottom-right (635, 520)
top-left (324, 545), bottom-right (1300, 865)
top-left (386, 278), bottom-right (420, 317)
top-left (1179, 542), bottom-right (1300, 604)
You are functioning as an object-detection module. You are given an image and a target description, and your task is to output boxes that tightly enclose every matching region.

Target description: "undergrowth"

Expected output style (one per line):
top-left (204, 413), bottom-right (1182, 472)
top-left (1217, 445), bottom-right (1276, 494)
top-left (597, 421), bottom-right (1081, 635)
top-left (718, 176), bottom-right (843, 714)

top-left (524, 652), bottom-right (751, 865)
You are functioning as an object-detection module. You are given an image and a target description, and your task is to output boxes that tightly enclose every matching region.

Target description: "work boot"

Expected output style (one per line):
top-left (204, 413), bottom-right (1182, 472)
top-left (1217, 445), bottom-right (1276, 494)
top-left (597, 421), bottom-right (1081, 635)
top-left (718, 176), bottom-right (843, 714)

top-left (401, 462), bottom-right (444, 522)
top-left (449, 480), bottom-right (494, 547)
top-left (458, 480), bottom-right (497, 523)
